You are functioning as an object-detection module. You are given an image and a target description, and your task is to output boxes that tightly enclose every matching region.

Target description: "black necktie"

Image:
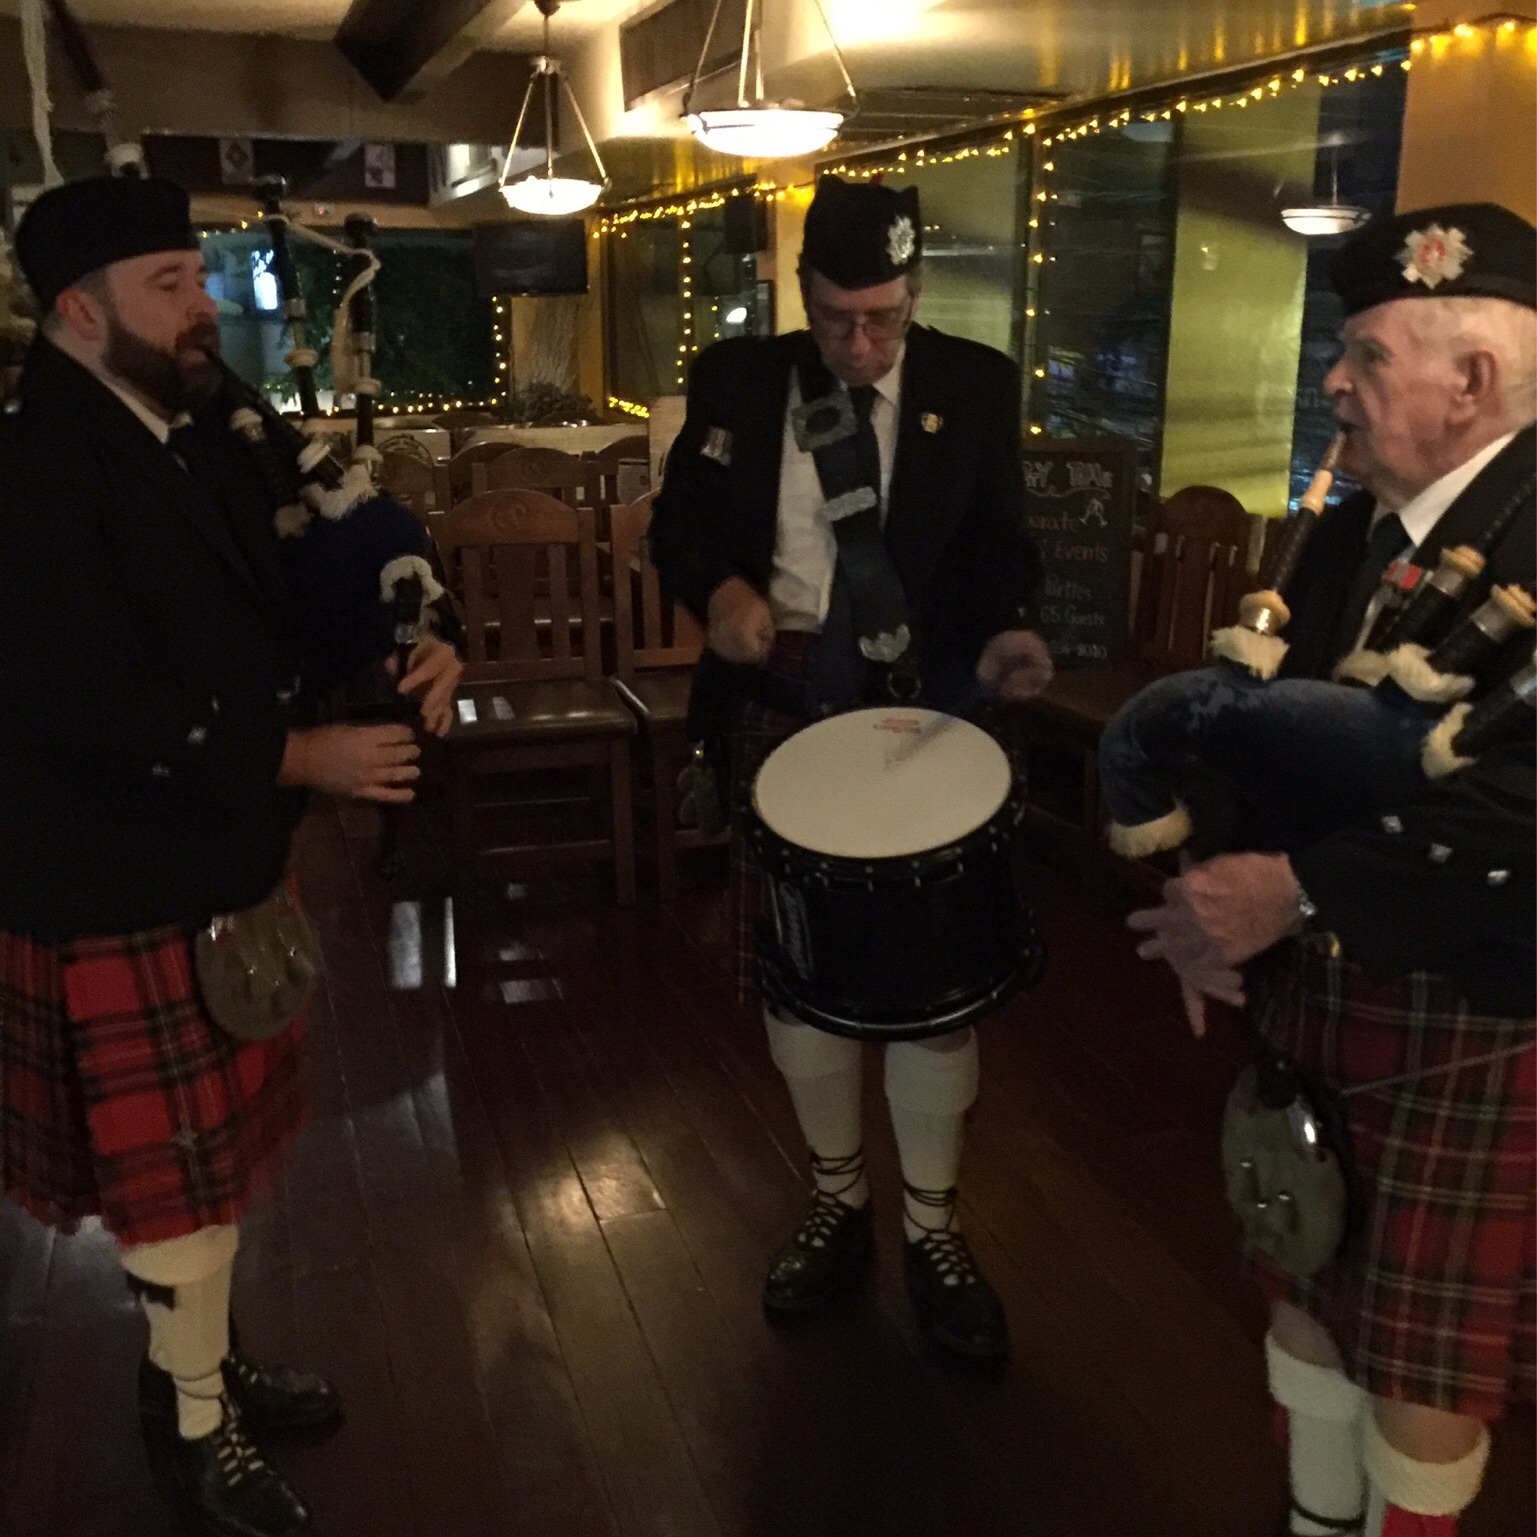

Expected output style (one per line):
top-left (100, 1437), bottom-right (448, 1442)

top-left (1329, 510), bottom-right (1408, 662)
top-left (847, 384), bottom-right (881, 495)
top-left (167, 420), bottom-right (201, 473)
top-left (808, 385), bottom-right (888, 712)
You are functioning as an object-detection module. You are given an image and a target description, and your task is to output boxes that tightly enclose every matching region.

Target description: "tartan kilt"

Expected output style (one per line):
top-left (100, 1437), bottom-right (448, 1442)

top-left (1, 914), bottom-right (311, 1247)
top-left (728, 632), bottom-right (819, 1002)
top-left (1247, 932), bottom-right (1535, 1421)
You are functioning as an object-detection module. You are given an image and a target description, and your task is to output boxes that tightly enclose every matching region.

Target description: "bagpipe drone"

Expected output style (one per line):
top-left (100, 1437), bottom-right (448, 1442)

top-left (1097, 437), bottom-right (1536, 859)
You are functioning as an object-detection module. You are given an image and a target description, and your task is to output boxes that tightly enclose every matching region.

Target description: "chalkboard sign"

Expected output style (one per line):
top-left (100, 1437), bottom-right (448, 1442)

top-left (1021, 436), bottom-right (1138, 668)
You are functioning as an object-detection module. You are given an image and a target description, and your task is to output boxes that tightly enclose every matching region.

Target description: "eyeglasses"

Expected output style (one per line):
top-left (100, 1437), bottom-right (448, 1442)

top-left (805, 295), bottom-right (913, 342)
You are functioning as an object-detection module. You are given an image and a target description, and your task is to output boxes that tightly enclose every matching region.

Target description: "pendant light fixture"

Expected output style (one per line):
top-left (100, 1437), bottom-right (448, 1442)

top-left (683, 0), bottom-right (857, 160)
top-left (1281, 135), bottom-right (1370, 237)
top-left (499, 0), bottom-right (608, 217)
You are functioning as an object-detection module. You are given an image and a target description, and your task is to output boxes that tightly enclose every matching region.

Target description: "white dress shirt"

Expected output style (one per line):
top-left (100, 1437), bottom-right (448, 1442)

top-left (102, 377), bottom-right (190, 445)
top-left (769, 346), bottom-right (904, 632)
top-left (1355, 430), bottom-right (1517, 646)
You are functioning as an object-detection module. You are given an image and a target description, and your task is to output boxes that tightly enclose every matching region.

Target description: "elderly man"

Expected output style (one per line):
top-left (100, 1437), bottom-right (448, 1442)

top-left (1132, 203), bottom-right (1534, 1536)
top-left (1, 177), bottom-right (460, 1537)
top-left (652, 174), bottom-right (1052, 1361)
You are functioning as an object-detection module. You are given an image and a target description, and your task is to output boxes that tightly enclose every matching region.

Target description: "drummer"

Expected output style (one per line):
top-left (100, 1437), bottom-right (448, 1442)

top-left (651, 173), bottom-right (1052, 1359)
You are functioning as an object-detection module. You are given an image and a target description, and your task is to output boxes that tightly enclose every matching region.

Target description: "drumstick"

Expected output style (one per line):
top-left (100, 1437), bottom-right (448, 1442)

top-left (883, 681), bottom-right (988, 768)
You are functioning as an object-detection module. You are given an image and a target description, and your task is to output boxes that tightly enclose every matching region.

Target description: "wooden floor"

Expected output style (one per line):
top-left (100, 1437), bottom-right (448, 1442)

top-left (2, 798), bottom-right (1532, 1537)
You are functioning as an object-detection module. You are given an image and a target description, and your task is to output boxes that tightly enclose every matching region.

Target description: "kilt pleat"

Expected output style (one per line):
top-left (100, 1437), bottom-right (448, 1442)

top-left (1248, 933), bottom-right (1535, 1420)
top-left (1, 920), bottom-right (310, 1246)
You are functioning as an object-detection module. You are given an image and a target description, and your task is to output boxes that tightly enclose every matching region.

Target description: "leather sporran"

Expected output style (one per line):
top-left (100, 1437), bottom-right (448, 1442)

top-left (676, 740), bottom-right (728, 839)
top-left (193, 882), bottom-right (321, 1042)
top-left (1220, 1056), bottom-right (1350, 1280)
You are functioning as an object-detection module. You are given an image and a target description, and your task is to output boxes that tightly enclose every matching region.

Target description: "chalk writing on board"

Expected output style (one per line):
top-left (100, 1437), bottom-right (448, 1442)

top-left (1021, 438), bottom-right (1137, 667)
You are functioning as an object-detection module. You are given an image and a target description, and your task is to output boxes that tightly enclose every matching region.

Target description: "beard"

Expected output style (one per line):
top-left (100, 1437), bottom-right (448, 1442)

top-left (103, 315), bottom-right (222, 415)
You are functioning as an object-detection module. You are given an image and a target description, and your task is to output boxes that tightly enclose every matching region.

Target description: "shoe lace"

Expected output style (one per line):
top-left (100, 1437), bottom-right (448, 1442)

top-left (905, 1185), bottom-right (975, 1288)
top-left (798, 1151), bottom-right (866, 1249)
top-left (209, 1403), bottom-right (267, 1488)
top-left (225, 1356), bottom-right (264, 1390)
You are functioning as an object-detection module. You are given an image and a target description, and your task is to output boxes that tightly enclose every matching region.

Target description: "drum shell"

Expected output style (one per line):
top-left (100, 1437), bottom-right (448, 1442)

top-left (749, 802), bottom-right (1034, 1040)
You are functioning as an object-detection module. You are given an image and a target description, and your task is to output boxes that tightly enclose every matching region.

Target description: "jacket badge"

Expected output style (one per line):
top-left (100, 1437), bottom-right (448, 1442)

top-left (919, 412), bottom-right (943, 434)
top-left (701, 426), bottom-right (733, 465)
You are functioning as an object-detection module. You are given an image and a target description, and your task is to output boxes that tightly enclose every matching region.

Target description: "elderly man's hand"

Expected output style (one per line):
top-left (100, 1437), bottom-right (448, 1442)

top-left (1127, 852), bottom-right (1303, 1036)
top-left (976, 629), bottom-right (1054, 702)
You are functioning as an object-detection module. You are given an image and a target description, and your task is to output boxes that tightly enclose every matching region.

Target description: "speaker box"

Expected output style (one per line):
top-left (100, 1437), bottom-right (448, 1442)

top-left (722, 197), bottom-right (770, 255)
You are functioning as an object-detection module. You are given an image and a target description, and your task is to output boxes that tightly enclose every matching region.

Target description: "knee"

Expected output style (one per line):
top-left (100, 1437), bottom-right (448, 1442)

top-left (1268, 1300), bottom-right (1345, 1370)
top-left (118, 1224), bottom-right (240, 1288)
top-left (1369, 1397), bottom-right (1487, 1464)
top-left (764, 1004), bottom-right (862, 1079)
top-left (1363, 1399), bottom-right (1490, 1517)
top-left (884, 1030), bottom-right (979, 1114)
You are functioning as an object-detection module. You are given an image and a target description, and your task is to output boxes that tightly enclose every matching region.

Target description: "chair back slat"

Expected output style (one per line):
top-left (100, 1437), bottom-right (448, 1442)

top-left (435, 489), bottom-right (597, 683)
top-left (493, 545), bottom-right (540, 662)
top-left (588, 434), bottom-right (651, 505)
top-left (547, 545), bottom-right (573, 665)
top-left (609, 496), bottom-right (705, 676)
top-left (1135, 485), bottom-right (1251, 673)
top-left (461, 547), bottom-right (492, 667)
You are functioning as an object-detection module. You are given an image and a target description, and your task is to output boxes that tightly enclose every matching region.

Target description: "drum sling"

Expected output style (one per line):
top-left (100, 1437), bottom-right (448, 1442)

top-left (791, 352), bottom-right (917, 711)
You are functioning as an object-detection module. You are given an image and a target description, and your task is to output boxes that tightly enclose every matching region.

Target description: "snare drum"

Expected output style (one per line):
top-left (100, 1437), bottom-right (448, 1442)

top-left (748, 707), bottom-right (1042, 1040)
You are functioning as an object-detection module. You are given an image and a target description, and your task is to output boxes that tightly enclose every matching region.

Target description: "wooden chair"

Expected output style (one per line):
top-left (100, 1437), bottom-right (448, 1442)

top-left (445, 441), bottom-right (516, 504)
top-left (587, 434), bottom-right (651, 508)
top-left (437, 489), bottom-right (637, 906)
top-left (379, 453), bottom-right (437, 520)
top-left (475, 446), bottom-right (596, 507)
top-left (1012, 484), bottom-right (1254, 839)
top-left (608, 495), bottom-right (713, 900)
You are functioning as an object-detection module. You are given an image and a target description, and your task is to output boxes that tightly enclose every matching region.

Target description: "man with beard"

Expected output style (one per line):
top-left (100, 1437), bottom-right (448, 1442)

top-left (1131, 204), bottom-right (1534, 1536)
top-left (0, 177), bottom-right (459, 1537)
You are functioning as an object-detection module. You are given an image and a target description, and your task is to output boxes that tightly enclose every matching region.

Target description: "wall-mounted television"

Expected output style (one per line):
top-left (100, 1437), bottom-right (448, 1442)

top-left (471, 219), bottom-right (588, 297)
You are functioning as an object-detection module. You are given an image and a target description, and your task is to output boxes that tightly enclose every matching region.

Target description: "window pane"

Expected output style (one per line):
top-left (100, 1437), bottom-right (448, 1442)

top-left (1028, 124), bottom-right (1178, 477)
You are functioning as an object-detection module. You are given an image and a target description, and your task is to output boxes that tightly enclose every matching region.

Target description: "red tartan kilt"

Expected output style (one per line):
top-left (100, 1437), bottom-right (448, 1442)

top-left (1, 915), bottom-right (310, 1247)
top-left (1248, 933), bottom-right (1535, 1421)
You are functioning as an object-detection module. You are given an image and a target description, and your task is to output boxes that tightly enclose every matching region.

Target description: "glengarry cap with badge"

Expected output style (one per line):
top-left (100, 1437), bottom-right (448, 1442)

top-left (799, 173), bottom-right (922, 290)
top-left (14, 175), bottom-right (197, 313)
top-left (1329, 201), bottom-right (1536, 317)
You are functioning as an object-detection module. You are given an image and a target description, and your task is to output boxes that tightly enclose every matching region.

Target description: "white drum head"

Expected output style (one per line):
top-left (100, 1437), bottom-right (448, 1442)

top-left (753, 708), bottom-right (1011, 859)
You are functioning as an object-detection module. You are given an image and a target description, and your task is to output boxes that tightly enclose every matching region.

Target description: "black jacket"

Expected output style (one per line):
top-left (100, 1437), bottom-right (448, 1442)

top-left (650, 324), bottom-right (1042, 721)
top-left (1282, 427), bottom-right (1535, 1015)
top-left (0, 340), bottom-right (308, 939)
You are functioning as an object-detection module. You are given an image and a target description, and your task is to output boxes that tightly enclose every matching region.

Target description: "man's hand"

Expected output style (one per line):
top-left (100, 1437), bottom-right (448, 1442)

top-left (393, 634), bottom-right (463, 738)
top-left (279, 724), bottom-right (421, 803)
top-left (976, 629), bottom-right (1054, 702)
top-left (1126, 852), bottom-right (1303, 1036)
top-left (706, 576), bottom-right (775, 666)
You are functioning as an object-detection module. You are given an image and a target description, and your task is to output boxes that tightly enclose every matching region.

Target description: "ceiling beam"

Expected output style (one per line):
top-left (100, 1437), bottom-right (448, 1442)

top-left (335, 0), bottom-right (530, 104)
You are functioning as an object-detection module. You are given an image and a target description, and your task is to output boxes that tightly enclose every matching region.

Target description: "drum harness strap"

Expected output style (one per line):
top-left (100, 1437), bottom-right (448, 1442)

top-left (792, 350), bottom-right (921, 713)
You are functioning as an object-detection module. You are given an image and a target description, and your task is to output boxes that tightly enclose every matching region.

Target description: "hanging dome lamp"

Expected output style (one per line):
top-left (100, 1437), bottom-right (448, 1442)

top-left (498, 0), bottom-right (609, 216)
top-left (683, 0), bottom-right (857, 160)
